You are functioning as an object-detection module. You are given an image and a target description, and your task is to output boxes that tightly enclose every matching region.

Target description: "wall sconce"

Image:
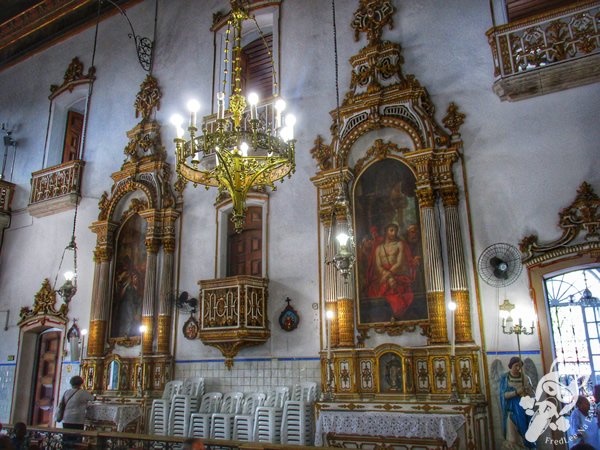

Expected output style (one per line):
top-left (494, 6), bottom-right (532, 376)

top-left (500, 298), bottom-right (535, 361)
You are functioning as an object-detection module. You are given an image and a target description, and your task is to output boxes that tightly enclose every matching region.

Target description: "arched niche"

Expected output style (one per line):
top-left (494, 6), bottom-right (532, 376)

top-left (81, 75), bottom-right (178, 396)
top-left (12, 279), bottom-right (68, 425)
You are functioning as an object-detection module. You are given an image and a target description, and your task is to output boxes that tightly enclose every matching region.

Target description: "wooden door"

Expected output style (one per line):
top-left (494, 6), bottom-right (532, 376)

top-left (227, 206), bottom-right (263, 276)
top-left (62, 110), bottom-right (83, 162)
top-left (31, 330), bottom-right (60, 426)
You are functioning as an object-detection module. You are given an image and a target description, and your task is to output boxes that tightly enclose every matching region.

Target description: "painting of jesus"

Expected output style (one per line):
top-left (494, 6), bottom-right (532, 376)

top-left (354, 158), bottom-right (427, 325)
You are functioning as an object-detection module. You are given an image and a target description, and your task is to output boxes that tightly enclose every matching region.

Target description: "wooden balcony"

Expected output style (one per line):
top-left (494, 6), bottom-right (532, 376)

top-left (198, 275), bottom-right (270, 368)
top-left (486, 1), bottom-right (600, 101)
top-left (0, 178), bottom-right (15, 229)
top-left (28, 159), bottom-right (84, 218)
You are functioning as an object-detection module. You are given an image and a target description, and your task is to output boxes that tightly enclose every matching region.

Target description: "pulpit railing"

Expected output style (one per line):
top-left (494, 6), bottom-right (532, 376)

top-left (0, 179), bottom-right (15, 213)
top-left (198, 275), bottom-right (270, 368)
top-left (487, 1), bottom-right (600, 78)
top-left (29, 159), bottom-right (84, 205)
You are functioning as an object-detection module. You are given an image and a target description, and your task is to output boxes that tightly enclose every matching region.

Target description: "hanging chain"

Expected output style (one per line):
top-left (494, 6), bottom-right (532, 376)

top-left (332, 0), bottom-right (342, 167)
top-left (222, 19), bottom-right (232, 96)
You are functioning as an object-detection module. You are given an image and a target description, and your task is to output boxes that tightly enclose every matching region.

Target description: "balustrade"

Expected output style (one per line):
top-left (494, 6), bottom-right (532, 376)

top-left (28, 159), bottom-right (84, 217)
top-left (487, 1), bottom-right (600, 100)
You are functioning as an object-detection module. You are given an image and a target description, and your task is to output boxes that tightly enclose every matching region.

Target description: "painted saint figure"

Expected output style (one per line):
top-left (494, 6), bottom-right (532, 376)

top-left (367, 223), bottom-right (421, 320)
top-left (499, 357), bottom-right (536, 449)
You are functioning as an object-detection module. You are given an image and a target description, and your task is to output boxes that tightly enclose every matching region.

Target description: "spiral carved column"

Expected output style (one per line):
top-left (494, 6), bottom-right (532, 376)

top-left (417, 188), bottom-right (448, 344)
top-left (142, 243), bottom-right (158, 354)
top-left (441, 187), bottom-right (473, 343)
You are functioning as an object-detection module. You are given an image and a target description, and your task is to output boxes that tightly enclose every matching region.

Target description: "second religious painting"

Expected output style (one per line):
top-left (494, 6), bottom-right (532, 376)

top-left (354, 158), bottom-right (427, 327)
top-left (110, 213), bottom-right (147, 339)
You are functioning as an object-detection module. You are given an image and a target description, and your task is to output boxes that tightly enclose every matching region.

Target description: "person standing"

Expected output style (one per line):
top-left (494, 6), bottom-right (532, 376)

top-left (58, 376), bottom-right (93, 448)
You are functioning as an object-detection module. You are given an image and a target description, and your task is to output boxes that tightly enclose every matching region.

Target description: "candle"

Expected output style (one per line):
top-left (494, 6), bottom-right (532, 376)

top-left (448, 301), bottom-right (457, 357)
top-left (326, 309), bottom-right (334, 361)
top-left (217, 92), bottom-right (225, 120)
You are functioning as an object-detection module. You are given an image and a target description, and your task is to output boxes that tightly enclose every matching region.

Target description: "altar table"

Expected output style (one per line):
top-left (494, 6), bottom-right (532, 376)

top-left (86, 403), bottom-right (141, 432)
top-left (315, 410), bottom-right (466, 447)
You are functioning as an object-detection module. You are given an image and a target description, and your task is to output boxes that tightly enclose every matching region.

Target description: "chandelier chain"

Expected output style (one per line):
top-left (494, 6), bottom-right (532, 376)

top-left (332, 0), bottom-right (341, 165)
top-left (222, 20), bottom-right (232, 96)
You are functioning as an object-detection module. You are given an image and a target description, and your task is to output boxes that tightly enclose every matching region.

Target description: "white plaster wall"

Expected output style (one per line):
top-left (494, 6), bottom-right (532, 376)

top-left (0, 1), bottom-right (597, 447)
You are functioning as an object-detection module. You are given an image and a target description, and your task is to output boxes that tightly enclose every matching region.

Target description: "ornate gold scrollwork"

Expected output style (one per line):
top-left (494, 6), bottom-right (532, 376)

top-left (442, 102), bottom-right (466, 137)
top-left (351, 0), bottom-right (396, 45)
top-left (19, 278), bottom-right (68, 324)
top-left (50, 57), bottom-right (95, 97)
top-left (520, 181), bottom-right (600, 264)
top-left (310, 135), bottom-right (333, 171)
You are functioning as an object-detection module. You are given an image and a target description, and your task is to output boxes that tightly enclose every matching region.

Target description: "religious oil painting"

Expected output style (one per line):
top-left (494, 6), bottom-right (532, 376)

top-left (110, 213), bottom-right (147, 338)
top-left (354, 158), bottom-right (427, 325)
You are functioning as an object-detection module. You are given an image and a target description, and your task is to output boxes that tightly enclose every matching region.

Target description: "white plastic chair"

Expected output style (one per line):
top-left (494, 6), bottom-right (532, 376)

top-left (291, 381), bottom-right (317, 403)
top-left (232, 392), bottom-right (266, 441)
top-left (180, 377), bottom-right (205, 411)
top-left (281, 382), bottom-right (318, 445)
top-left (188, 392), bottom-right (223, 438)
top-left (150, 379), bottom-right (183, 435)
top-left (168, 394), bottom-right (191, 437)
top-left (253, 386), bottom-right (290, 443)
top-left (210, 392), bottom-right (245, 439)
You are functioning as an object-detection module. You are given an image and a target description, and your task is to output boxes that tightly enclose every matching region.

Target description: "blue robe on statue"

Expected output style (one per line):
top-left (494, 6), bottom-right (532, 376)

top-left (499, 372), bottom-right (536, 449)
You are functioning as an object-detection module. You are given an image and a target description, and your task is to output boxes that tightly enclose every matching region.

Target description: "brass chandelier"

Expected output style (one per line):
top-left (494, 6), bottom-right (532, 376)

top-left (172, 1), bottom-right (296, 232)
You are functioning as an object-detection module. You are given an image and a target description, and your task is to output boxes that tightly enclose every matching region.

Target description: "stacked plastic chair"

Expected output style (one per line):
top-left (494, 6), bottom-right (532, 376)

top-left (149, 380), bottom-right (183, 435)
top-left (168, 393), bottom-right (192, 438)
top-left (180, 376), bottom-right (205, 411)
top-left (281, 382), bottom-right (318, 446)
top-left (231, 393), bottom-right (266, 441)
top-left (188, 392), bottom-right (223, 438)
top-left (210, 392), bottom-right (245, 440)
top-left (253, 386), bottom-right (290, 444)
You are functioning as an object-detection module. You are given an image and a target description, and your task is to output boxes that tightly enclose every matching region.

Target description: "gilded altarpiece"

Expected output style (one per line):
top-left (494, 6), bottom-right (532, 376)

top-left (311, 1), bottom-right (488, 448)
top-left (81, 75), bottom-right (178, 420)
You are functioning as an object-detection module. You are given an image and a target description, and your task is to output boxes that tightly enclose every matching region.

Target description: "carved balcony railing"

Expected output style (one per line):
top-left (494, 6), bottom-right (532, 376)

top-left (28, 159), bottom-right (85, 217)
top-left (0, 179), bottom-right (15, 214)
top-left (198, 275), bottom-right (270, 368)
top-left (487, 1), bottom-right (600, 101)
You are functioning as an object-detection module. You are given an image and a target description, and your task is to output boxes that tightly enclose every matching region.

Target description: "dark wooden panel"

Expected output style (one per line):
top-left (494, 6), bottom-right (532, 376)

top-left (506, 0), bottom-right (579, 21)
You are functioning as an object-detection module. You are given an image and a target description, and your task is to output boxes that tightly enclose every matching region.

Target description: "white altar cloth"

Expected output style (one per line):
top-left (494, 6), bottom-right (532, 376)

top-left (315, 410), bottom-right (466, 446)
top-left (86, 403), bottom-right (141, 432)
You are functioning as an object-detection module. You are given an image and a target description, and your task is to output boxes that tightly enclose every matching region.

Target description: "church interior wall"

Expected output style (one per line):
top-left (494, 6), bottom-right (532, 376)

top-left (0, 0), bottom-right (598, 446)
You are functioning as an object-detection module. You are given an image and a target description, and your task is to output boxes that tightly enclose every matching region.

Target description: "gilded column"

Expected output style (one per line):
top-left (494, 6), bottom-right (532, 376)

top-left (87, 221), bottom-right (116, 358)
top-left (441, 186), bottom-right (473, 342)
top-left (417, 187), bottom-right (448, 344)
top-left (157, 232), bottom-right (176, 354)
top-left (142, 242), bottom-right (158, 354)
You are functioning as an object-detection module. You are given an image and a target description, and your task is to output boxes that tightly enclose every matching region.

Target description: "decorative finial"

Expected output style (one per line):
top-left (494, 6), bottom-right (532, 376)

top-left (351, 0), bottom-right (396, 45)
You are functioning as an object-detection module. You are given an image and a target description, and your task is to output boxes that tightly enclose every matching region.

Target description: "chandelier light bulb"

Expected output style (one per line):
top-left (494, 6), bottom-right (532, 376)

top-left (64, 271), bottom-right (75, 281)
top-left (176, 127), bottom-right (185, 139)
top-left (336, 232), bottom-right (350, 247)
top-left (139, 325), bottom-right (147, 334)
top-left (170, 114), bottom-right (184, 128)
top-left (187, 99), bottom-right (200, 113)
top-left (248, 92), bottom-right (259, 106)
top-left (499, 310), bottom-right (510, 320)
top-left (240, 142), bottom-right (249, 157)
top-left (448, 300), bottom-right (457, 311)
top-left (279, 126), bottom-right (291, 143)
top-left (275, 99), bottom-right (286, 112)
top-left (285, 114), bottom-right (296, 127)
top-left (326, 310), bottom-right (335, 320)
top-left (81, 328), bottom-right (88, 336)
